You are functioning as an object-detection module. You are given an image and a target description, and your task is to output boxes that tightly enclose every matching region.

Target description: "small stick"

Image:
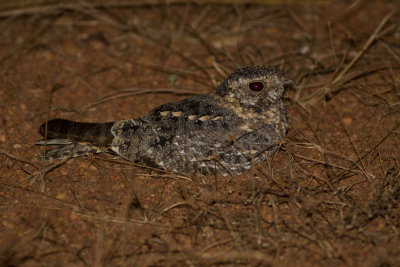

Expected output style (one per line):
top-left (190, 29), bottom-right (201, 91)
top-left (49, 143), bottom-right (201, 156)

top-left (331, 10), bottom-right (395, 85)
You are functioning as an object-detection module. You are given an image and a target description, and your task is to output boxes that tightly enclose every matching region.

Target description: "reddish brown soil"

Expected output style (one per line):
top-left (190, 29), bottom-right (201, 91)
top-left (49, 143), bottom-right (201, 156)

top-left (1, 1), bottom-right (400, 266)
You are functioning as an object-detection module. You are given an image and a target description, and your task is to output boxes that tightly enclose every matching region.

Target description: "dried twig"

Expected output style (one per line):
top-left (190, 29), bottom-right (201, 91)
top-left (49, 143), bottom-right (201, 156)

top-left (300, 10), bottom-right (396, 106)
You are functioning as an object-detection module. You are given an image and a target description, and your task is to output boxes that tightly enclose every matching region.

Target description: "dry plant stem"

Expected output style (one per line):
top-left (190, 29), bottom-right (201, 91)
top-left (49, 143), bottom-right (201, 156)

top-left (0, 0), bottom-right (319, 17)
top-left (254, 193), bottom-right (263, 246)
top-left (379, 39), bottom-right (400, 64)
top-left (41, 81), bottom-right (53, 162)
top-left (300, 64), bottom-right (400, 92)
top-left (331, 122), bottom-right (400, 185)
top-left (159, 201), bottom-right (188, 215)
top-left (120, 169), bottom-right (147, 220)
top-left (185, 28), bottom-right (224, 68)
top-left (69, 185), bottom-right (86, 210)
top-left (201, 238), bottom-right (234, 252)
top-left (0, 16), bottom-right (55, 71)
top-left (76, 88), bottom-right (200, 115)
top-left (220, 212), bottom-right (243, 250)
top-left (331, 103), bottom-right (372, 186)
top-left (268, 195), bottom-right (280, 232)
top-left (136, 61), bottom-right (206, 77)
top-left (73, 210), bottom-right (170, 227)
top-left (284, 147), bottom-right (335, 190)
top-left (0, 181), bottom-right (83, 208)
top-left (94, 221), bottom-right (105, 267)
top-left (189, 209), bottom-right (206, 225)
top-left (287, 8), bottom-right (310, 40)
top-left (212, 61), bottom-right (230, 78)
top-left (93, 155), bottom-right (192, 181)
top-left (0, 149), bottom-right (39, 170)
top-left (327, 20), bottom-right (338, 63)
top-left (300, 10), bottom-right (395, 106)
top-left (331, 10), bottom-right (395, 85)
top-left (257, 166), bottom-right (290, 194)
top-left (167, 45), bottom-right (218, 86)
top-left (130, 22), bottom-right (220, 86)
top-left (291, 153), bottom-right (361, 173)
top-left (2, 159), bottom-right (68, 190)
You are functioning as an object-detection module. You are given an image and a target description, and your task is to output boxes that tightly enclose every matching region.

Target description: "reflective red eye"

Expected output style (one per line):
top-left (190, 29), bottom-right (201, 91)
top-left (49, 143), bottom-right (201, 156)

top-left (249, 82), bottom-right (264, 92)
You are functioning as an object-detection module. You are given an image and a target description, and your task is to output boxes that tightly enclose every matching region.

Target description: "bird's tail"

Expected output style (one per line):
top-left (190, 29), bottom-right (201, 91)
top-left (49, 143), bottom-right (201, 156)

top-left (36, 119), bottom-right (114, 161)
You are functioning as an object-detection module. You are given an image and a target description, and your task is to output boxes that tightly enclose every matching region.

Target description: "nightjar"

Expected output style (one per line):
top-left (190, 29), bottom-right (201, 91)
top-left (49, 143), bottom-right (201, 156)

top-left (36, 66), bottom-right (293, 176)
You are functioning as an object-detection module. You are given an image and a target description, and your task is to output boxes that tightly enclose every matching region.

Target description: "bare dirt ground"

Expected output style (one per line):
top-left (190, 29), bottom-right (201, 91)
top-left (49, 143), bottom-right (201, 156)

top-left (1, 0), bottom-right (400, 266)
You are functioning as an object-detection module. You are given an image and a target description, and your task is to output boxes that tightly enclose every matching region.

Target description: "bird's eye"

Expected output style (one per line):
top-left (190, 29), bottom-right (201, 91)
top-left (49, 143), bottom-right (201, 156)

top-left (249, 82), bottom-right (264, 92)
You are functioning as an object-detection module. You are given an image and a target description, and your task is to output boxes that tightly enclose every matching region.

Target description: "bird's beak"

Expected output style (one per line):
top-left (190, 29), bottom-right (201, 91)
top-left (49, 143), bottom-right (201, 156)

top-left (283, 78), bottom-right (295, 90)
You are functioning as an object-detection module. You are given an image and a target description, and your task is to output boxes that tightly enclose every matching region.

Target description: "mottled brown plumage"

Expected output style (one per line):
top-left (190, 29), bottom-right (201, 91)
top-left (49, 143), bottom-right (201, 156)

top-left (36, 66), bottom-right (293, 176)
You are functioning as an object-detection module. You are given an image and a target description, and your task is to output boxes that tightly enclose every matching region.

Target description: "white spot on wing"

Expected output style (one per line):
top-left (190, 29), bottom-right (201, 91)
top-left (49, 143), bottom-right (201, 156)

top-left (240, 124), bottom-right (254, 132)
top-left (160, 111), bottom-right (170, 116)
top-left (172, 111), bottom-right (183, 117)
top-left (212, 116), bottom-right (223, 121)
top-left (111, 145), bottom-right (119, 154)
top-left (146, 147), bottom-right (154, 154)
top-left (199, 115), bottom-right (210, 121)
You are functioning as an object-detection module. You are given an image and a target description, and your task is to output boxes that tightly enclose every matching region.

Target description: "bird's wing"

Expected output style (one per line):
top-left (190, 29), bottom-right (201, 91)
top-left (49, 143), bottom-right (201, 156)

top-left (143, 94), bottom-right (244, 132)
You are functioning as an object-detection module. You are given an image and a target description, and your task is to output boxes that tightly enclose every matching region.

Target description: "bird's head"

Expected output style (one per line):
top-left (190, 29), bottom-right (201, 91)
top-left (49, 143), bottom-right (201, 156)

top-left (216, 66), bottom-right (294, 108)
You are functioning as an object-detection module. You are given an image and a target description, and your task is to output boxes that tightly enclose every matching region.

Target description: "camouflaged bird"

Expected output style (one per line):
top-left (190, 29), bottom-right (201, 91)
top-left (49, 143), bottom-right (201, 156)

top-left (36, 66), bottom-right (293, 176)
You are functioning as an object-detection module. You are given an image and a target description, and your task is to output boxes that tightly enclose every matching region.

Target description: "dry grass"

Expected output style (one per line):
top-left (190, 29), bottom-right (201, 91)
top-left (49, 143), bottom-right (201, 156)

top-left (0, 0), bottom-right (400, 266)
